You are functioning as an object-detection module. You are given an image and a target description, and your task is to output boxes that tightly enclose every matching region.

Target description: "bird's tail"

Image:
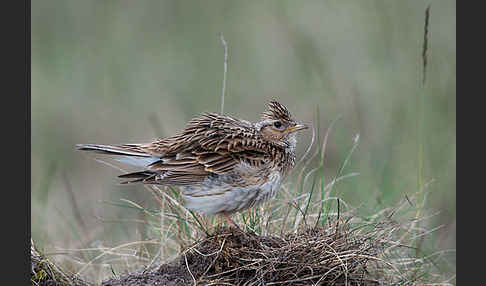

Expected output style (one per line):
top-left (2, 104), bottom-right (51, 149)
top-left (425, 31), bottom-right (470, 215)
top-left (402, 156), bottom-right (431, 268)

top-left (76, 144), bottom-right (160, 168)
top-left (76, 144), bottom-right (149, 156)
top-left (118, 171), bottom-right (158, 184)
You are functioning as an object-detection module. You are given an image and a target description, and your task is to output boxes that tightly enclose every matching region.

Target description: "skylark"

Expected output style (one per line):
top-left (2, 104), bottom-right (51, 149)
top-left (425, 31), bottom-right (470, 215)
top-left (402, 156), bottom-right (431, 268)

top-left (77, 101), bottom-right (307, 226)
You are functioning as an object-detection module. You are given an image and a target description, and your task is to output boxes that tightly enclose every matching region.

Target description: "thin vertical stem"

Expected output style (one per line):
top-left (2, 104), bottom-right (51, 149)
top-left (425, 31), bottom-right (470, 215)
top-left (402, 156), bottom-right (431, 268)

top-left (220, 33), bottom-right (228, 115)
top-left (416, 5), bottom-right (431, 220)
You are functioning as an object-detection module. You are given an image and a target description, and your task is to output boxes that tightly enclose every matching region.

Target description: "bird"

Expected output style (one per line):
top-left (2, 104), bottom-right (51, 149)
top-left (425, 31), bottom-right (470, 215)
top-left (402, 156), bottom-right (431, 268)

top-left (77, 101), bottom-right (308, 227)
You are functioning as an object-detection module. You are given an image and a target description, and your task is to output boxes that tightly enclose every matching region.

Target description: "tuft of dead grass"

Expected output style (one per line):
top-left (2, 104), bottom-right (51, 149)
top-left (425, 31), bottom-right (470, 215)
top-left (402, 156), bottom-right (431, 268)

top-left (179, 222), bottom-right (408, 285)
top-left (101, 211), bottom-right (450, 286)
top-left (182, 225), bottom-right (383, 285)
top-left (31, 239), bottom-right (92, 286)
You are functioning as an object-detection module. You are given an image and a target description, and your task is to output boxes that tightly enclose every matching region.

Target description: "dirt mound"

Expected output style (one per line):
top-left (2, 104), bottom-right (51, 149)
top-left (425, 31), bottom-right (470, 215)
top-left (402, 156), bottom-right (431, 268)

top-left (101, 223), bottom-right (388, 286)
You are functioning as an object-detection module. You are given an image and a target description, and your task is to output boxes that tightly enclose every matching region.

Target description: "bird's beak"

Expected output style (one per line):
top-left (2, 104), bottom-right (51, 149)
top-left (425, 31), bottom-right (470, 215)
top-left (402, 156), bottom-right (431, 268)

top-left (286, 124), bottom-right (308, 133)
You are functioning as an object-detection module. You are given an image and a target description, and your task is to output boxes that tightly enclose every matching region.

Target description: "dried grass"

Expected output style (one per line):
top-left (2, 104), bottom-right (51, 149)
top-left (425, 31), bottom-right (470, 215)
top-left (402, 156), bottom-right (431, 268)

top-left (99, 204), bottom-right (451, 286)
top-left (31, 239), bottom-right (92, 286)
top-left (169, 217), bottom-right (429, 285)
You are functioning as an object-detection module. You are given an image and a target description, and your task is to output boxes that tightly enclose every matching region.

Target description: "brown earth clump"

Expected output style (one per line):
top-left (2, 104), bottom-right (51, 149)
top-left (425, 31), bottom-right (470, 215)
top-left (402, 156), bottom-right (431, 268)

top-left (101, 220), bottom-right (405, 286)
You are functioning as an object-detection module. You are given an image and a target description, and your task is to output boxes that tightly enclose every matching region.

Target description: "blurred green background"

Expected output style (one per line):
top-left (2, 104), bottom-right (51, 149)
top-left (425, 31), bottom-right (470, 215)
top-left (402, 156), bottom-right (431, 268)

top-left (32, 0), bottom-right (455, 283)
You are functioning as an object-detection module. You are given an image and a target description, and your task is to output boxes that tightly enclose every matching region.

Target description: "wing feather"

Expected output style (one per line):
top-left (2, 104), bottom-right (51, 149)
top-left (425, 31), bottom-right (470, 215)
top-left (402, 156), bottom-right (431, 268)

top-left (82, 112), bottom-right (278, 186)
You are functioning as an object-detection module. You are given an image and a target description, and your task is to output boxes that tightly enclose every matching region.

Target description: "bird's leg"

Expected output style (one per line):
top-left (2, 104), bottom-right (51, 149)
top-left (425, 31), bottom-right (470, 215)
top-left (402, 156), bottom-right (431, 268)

top-left (222, 213), bottom-right (240, 229)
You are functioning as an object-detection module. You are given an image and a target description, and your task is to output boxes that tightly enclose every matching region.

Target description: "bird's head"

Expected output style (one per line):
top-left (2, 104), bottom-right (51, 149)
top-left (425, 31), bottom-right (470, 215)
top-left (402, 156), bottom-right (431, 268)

top-left (256, 101), bottom-right (308, 148)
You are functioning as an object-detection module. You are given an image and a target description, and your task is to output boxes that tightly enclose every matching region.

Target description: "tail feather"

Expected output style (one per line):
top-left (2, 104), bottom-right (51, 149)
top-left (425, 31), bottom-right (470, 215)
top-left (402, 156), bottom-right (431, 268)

top-left (118, 171), bottom-right (157, 184)
top-left (76, 144), bottom-right (150, 157)
top-left (118, 171), bottom-right (156, 179)
top-left (77, 144), bottom-right (161, 168)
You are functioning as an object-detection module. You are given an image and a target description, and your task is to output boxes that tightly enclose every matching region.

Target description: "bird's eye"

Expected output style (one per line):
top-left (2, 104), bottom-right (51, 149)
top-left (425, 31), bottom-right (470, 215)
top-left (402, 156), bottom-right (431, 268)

top-left (274, 121), bottom-right (282, 128)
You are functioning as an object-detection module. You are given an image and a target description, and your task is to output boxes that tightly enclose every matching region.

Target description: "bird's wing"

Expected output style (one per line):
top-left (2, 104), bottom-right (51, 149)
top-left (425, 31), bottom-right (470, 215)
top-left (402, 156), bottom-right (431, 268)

top-left (122, 112), bottom-right (276, 185)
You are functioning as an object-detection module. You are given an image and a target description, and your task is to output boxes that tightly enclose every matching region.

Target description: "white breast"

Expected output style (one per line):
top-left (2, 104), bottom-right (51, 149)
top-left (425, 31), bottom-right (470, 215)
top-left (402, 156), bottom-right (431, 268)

top-left (181, 170), bottom-right (282, 215)
top-left (255, 171), bottom-right (282, 203)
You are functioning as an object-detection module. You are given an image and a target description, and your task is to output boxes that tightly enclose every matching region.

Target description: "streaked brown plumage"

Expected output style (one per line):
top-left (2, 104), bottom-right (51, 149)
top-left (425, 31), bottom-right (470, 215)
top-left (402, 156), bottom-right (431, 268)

top-left (77, 101), bottom-right (307, 226)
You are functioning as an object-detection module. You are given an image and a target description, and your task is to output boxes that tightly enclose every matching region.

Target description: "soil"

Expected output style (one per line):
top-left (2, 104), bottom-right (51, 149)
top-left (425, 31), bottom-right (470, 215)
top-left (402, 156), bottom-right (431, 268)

top-left (100, 228), bottom-right (285, 285)
top-left (100, 226), bottom-right (380, 286)
top-left (101, 263), bottom-right (197, 286)
top-left (33, 224), bottom-right (414, 285)
top-left (101, 228), bottom-right (245, 286)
